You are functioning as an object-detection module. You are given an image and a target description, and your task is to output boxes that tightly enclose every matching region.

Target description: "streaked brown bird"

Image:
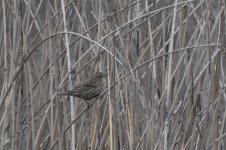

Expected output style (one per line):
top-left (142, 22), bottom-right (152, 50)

top-left (59, 72), bottom-right (107, 104)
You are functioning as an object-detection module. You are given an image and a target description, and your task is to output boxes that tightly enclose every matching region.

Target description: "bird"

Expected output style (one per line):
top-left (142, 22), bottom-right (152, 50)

top-left (59, 72), bottom-right (107, 106)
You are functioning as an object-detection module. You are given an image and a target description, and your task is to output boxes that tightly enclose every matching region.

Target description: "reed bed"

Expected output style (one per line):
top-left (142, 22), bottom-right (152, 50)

top-left (0, 0), bottom-right (226, 149)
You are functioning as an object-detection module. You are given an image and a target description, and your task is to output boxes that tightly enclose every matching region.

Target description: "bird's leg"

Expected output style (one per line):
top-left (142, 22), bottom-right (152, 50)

top-left (85, 100), bottom-right (90, 108)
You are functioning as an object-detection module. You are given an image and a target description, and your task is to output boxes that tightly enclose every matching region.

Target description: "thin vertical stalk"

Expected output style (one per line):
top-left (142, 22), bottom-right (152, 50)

top-left (113, 34), bottom-right (118, 150)
top-left (60, 0), bottom-right (75, 150)
top-left (107, 53), bottom-right (113, 150)
top-left (164, 1), bottom-right (178, 150)
top-left (1, 0), bottom-right (7, 149)
top-left (144, 0), bottom-right (156, 148)
top-left (49, 15), bottom-right (54, 147)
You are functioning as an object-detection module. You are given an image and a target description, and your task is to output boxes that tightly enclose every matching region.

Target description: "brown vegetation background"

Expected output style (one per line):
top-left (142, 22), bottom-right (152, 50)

top-left (0, 0), bottom-right (226, 149)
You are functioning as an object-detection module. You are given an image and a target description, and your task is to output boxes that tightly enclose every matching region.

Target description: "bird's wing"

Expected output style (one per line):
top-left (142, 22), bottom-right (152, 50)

top-left (70, 84), bottom-right (95, 93)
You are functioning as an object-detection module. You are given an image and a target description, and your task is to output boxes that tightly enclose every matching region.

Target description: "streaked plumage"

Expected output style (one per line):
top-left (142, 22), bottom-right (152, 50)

top-left (60, 72), bottom-right (107, 100)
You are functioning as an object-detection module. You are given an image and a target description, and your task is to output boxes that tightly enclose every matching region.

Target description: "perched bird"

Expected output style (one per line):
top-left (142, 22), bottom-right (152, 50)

top-left (59, 72), bottom-right (107, 104)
